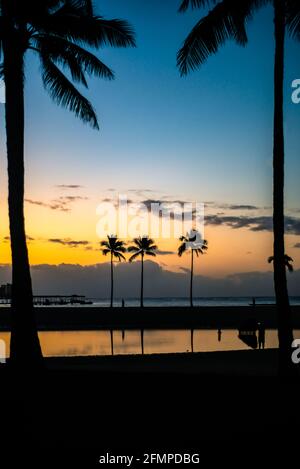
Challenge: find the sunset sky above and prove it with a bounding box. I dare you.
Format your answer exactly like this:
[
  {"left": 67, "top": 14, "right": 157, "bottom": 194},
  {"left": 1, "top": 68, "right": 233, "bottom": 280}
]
[{"left": 0, "top": 0, "right": 299, "bottom": 288}]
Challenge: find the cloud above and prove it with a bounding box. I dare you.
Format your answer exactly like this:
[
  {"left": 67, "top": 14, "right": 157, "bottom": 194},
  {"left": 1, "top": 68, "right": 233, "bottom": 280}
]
[
  {"left": 156, "top": 249, "right": 175, "bottom": 255},
  {"left": 226, "top": 204, "right": 259, "bottom": 210},
  {"left": 3, "top": 235, "right": 34, "bottom": 242},
  {"left": 205, "top": 214, "right": 300, "bottom": 235},
  {"left": 25, "top": 195, "right": 88, "bottom": 212},
  {"left": 141, "top": 199, "right": 188, "bottom": 208},
  {"left": 25, "top": 198, "right": 70, "bottom": 212},
  {"left": 55, "top": 185, "right": 84, "bottom": 189},
  {"left": 294, "top": 243, "right": 300, "bottom": 248},
  {"left": 58, "top": 196, "right": 89, "bottom": 202},
  {"left": 48, "top": 238, "right": 90, "bottom": 248},
  {"left": 1, "top": 261, "right": 299, "bottom": 297}
]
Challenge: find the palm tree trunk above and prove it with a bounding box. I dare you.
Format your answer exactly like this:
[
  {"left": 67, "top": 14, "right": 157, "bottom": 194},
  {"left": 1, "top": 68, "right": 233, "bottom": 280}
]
[
  {"left": 110, "top": 329, "right": 114, "bottom": 355},
  {"left": 190, "top": 250, "right": 194, "bottom": 308},
  {"left": 110, "top": 253, "right": 113, "bottom": 307},
  {"left": 141, "top": 329, "right": 144, "bottom": 355},
  {"left": 273, "top": 0, "right": 294, "bottom": 375},
  {"left": 141, "top": 253, "right": 144, "bottom": 308},
  {"left": 3, "top": 36, "right": 43, "bottom": 367}
]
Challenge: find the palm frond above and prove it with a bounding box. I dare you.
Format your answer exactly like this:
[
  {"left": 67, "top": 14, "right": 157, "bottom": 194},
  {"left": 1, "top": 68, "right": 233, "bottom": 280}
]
[
  {"left": 100, "top": 240, "right": 110, "bottom": 248},
  {"left": 34, "top": 14, "right": 135, "bottom": 49},
  {"left": 127, "top": 246, "right": 140, "bottom": 253},
  {"left": 54, "top": 0, "right": 94, "bottom": 17},
  {"left": 178, "top": 243, "right": 187, "bottom": 256},
  {"left": 287, "top": 0, "right": 300, "bottom": 41},
  {"left": 115, "top": 245, "right": 126, "bottom": 253},
  {"left": 34, "top": 34, "right": 115, "bottom": 80},
  {"left": 179, "top": 0, "right": 217, "bottom": 14},
  {"left": 268, "top": 254, "right": 294, "bottom": 272},
  {"left": 177, "top": 0, "right": 264, "bottom": 75},
  {"left": 114, "top": 252, "right": 126, "bottom": 262},
  {"left": 145, "top": 250, "right": 156, "bottom": 257},
  {"left": 101, "top": 248, "right": 110, "bottom": 256},
  {"left": 129, "top": 251, "right": 141, "bottom": 263},
  {"left": 41, "top": 56, "right": 99, "bottom": 128}
]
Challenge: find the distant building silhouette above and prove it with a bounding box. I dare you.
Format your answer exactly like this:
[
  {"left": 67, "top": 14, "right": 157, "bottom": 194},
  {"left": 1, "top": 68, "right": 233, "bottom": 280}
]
[{"left": 0, "top": 283, "right": 12, "bottom": 299}]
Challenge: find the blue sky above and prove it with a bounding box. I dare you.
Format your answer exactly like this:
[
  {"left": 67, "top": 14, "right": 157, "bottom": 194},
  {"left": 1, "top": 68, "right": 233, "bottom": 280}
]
[{"left": 0, "top": 0, "right": 298, "bottom": 207}]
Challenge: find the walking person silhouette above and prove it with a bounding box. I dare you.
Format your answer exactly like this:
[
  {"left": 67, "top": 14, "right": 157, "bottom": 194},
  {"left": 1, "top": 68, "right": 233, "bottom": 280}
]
[{"left": 257, "top": 322, "right": 265, "bottom": 349}]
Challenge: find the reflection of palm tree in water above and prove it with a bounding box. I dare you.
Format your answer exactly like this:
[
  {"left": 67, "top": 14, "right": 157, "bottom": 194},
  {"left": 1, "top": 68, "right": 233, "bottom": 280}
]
[
  {"left": 257, "top": 323, "right": 266, "bottom": 350},
  {"left": 217, "top": 329, "right": 222, "bottom": 342}
]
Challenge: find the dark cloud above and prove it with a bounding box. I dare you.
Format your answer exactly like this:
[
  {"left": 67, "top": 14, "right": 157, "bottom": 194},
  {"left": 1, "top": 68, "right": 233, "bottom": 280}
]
[
  {"left": 59, "top": 196, "right": 88, "bottom": 201},
  {"left": 205, "top": 214, "right": 300, "bottom": 235},
  {"left": 294, "top": 243, "right": 300, "bottom": 248},
  {"left": 156, "top": 250, "right": 175, "bottom": 256},
  {"left": 25, "top": 195, "right": 88, "bottom": 212},
  {"left": 48, "top": 238, "right": 90, "bottom": 248},
  {"left": 25, "top": 198, "right": 70, "bottom": 212},
  {"left": 3, "top": 235, "right": 34, "bottom": 241},
  {"left": 128, "top": 189, "right": 156, "bottom": 196},
  {"left": 227, "top": 205, "right": 259, "bottom": 210},
  {"left": 55, "top": 185, "right": 84, "bottom": 189},
  {"left": 141, "top": 199, "right": 188, "bottom": 209},
  {"left": 1, "top": 261, "right": 299, "bottom": 297}
]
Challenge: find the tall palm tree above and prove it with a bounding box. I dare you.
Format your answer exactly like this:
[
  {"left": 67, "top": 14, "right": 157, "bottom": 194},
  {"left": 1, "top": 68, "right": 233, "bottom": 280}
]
[
  {"left": 100, "top": 236, "right": 126, "bottom": 307},
  {"left": 0, "top": 0, "right": 135, "bottom": 367},
  {"left": 128, "top": 237, "right": 157, "bottom": 307},
  {"left": 177, "top": 0, "right": 300, "bottom": 374},
  {"left": 268, "top": 254, "right": 294, "bottom": 273},
  {"left": 178, "top": 231, "right": 208, "bottom": 307}
]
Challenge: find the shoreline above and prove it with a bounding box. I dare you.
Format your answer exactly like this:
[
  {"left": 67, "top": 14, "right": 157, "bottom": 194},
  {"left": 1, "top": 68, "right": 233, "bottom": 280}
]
[{"left": 0, "top": 305, "right": 300, "bottom": 331}]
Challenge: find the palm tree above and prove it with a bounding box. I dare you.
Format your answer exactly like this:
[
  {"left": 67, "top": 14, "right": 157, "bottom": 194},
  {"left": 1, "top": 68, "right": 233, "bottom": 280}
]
[
  {"left": 177, "top": 0, "right": 300, "bottom": 374},
  {"left": 128, "top": 237, "right": 157, "bottom": 307},
  {"left": 268, "top": 254, "right": 294, "bottom": 273},
  {"left": 100, "top": 236, "right": 126, "bottom": 307},
  {"left": 178, "top": 231, "right": 208, "bottom": 307},
  {"left": 0, "top": 0, "right": 135, "bottom": 367}
]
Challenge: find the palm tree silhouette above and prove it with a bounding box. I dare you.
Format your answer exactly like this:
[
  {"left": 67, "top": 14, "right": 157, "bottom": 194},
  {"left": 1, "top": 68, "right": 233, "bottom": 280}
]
[
  {"left": 101, "top": 236, "right": 126, "bottom": 307},
  {"left": 178, "top": 231, "right": 208, "bottom": 307},
  {"left": 177, "top": 0, "right": 299, "bottom": 374},
  {"left": 268, "top": 254, "right": 294, "bottom": 273},
  {"left": 128, "top": 237, "right": 157, "bottom": 307},
  {"left": 1, "top": 0, "right": 135, "bottom": 367}
]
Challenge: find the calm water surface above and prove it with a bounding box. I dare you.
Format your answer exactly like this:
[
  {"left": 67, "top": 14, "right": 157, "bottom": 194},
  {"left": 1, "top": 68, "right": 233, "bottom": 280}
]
[{"left": 1, "top": 329, "right": 300, "bottom": 357}]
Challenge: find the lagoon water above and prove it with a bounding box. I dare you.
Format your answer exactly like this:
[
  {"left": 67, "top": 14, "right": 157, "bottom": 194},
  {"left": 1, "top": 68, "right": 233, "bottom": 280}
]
[
  {"left": 1, "top": 329, "right": 300, "bottom": 358},
  {"left": 1, "top": 296, "right": 300, "bottom": 307}
]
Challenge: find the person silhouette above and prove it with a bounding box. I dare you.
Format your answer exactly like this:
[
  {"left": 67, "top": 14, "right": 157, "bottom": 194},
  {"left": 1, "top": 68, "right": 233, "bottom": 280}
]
[
  {"left": 257, "top": 322, "right": 265, "bottom": 349},
  {"left": 217, "top": 328, "right": 222, "bottom": 342}
]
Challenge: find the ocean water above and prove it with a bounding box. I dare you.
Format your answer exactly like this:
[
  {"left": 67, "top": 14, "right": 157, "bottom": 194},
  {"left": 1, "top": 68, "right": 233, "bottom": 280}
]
[
  {"left": 1, "top": 296, "right": 300, "bottom": 307},
  {"left": 82, "top": 296, "right": 300, "bottom": 308}
]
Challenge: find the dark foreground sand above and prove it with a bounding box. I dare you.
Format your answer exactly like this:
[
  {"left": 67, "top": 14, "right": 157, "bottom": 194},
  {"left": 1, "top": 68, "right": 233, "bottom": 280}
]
[
  {"left": 1, "top": 349, "right": 300, "bottom": 467},
  {"left": 45, "top": 348, "right": 283, "bottom": 376}
]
